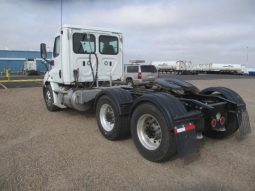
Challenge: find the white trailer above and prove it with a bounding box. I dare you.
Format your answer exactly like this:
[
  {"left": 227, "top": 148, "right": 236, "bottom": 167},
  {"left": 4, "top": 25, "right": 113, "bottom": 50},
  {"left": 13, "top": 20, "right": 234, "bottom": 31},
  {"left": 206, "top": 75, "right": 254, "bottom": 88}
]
[
  {"left": 23, "top": 58, "right": 38, "bottom": 75},
  {"left": 247, "top": 68, "right": 255, "bottom": 76},
  {"left": 151, "top": 60, "right": 197, "bottom": 74},
  {"left": 175, "top": 60, "right": 197, "bottom": 74},
  {"left": 209, "top": 63, "right": 243, "bottom": 74},
  {"left": 196, "top": 63, "right": 245, "bottom": 75},
  {"left": 151, "top": 61, "right": 176, "bottom": 73},
  {"left": 196, "top": 63, "right": 211, "bottom": 73}
]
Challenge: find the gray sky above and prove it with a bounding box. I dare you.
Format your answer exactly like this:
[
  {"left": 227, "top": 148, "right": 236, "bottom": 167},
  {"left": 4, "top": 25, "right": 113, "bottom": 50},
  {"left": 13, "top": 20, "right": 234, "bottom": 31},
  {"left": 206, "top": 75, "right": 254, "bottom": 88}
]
[{"left": 0, "top": 0, "right": 254, "bottom": 66}]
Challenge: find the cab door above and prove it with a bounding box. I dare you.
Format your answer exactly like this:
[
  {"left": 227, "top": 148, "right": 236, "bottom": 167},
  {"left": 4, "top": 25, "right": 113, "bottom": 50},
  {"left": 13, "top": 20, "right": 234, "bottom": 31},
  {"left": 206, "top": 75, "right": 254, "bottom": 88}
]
[
  {"left": 51, "top": 35, "right": 63, "bottom": 83},
  {"left": 70, "top": 31, "right": 97, "bottom": 83},
  {"left": 97, "top": 34, "right": 122, "bottom": 81}
]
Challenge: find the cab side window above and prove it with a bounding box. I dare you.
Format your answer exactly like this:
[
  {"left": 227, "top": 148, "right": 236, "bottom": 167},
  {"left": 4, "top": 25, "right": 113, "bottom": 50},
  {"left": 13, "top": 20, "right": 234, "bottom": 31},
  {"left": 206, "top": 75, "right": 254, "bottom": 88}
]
[
  {"left": 99, "top": 35, "right": 118, "bottom": 55},
  {"left": 53, "top": 36, "right": 60, "bottom": 58},
  {"left": 73, "top": 33, "right": 96, "bottom": 54}
]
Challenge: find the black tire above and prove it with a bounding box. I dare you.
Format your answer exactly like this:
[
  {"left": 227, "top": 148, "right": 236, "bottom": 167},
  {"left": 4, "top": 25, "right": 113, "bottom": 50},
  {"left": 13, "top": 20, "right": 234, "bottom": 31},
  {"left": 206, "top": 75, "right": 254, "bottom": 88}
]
[
  {"left": 201, "top": 87, "right": 242, "bottom": 139},
  {"left": 126, "top": 78, "right": 134, "bottom": 87},
  {"left": 131, "top": 103, "right": 176, "bottom": 162},
  {"left": 145, "top": 84, "right": 153, "bottom": 89},
  {"left": 43, "top": 85, "right": 59, "bottom": 112},
  {"left": 96, "top": 95, "right": 130, "bottom": 140}
]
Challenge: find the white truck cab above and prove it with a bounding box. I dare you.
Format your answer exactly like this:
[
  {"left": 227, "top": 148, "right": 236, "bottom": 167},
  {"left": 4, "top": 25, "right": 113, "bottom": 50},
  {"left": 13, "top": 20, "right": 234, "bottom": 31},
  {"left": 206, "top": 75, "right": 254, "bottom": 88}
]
[
  {"left": 41, "top": 26, "right": 124, "bottom": 110},
  {"left": 45, "top": 25, "right": 123, "bottom": 85}
]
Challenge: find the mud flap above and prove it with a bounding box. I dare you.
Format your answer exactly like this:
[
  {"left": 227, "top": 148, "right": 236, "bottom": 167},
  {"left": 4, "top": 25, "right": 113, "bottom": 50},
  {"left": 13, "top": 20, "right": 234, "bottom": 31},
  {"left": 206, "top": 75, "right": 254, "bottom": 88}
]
[
  {"left": 175, "top": 129, "right": 199, "bottom": 157},
  {"left": 237, "top": 110, "right": 251, "bottom": 137}
]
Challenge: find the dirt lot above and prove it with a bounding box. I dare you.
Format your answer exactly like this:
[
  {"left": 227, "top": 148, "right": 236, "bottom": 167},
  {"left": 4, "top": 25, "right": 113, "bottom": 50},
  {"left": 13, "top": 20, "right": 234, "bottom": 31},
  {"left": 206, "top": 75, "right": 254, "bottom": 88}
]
[{"left": 0, "top": 79, "right": 254, "bottom": 191}]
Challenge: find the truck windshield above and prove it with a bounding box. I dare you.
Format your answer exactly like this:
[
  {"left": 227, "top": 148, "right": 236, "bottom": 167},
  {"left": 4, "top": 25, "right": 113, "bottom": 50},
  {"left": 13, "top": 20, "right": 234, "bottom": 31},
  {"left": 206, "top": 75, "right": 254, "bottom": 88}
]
[{"left": 141, "top": 65, "right": 157, "bottom": 73}]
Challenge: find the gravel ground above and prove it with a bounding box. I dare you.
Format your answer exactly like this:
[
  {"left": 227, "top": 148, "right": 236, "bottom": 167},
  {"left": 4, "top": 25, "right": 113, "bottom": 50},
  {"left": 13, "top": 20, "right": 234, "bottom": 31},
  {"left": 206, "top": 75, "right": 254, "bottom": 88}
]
[
  {"left": 0, "top": 79, "right": 254, "bottom": 191},
  {"left": 0, "top": 74, "right": 254, "bottom": 89}
]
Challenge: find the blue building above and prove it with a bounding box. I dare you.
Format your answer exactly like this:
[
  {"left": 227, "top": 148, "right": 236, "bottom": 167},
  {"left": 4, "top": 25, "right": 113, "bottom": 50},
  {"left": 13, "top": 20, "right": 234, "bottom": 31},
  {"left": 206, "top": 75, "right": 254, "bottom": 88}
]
[{"left": 0, "top": 50, "right": 52, "bottom": 74}]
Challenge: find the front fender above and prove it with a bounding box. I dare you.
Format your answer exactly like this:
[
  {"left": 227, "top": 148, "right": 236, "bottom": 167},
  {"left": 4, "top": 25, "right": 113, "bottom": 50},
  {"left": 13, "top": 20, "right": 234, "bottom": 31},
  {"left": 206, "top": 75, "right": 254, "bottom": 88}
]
[{"left": 43, "top": 71, "right": 50, "bottom": 86}]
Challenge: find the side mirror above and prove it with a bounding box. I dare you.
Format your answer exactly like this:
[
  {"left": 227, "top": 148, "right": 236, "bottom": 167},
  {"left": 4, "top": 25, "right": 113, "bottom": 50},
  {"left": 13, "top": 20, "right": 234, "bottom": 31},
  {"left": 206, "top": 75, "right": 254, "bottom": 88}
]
[{"left": 40, "top": 43, "right": 47, "bottom": 60}]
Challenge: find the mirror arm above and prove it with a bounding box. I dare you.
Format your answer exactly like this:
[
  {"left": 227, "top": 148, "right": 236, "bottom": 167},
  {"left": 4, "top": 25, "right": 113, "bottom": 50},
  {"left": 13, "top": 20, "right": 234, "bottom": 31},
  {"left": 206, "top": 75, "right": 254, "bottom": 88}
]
[
  {"left": 46, "top": 59, "right": 54, "bottom": 66},
  {"left": 41, "top": 59, "right": 53, "bottom": 72}
]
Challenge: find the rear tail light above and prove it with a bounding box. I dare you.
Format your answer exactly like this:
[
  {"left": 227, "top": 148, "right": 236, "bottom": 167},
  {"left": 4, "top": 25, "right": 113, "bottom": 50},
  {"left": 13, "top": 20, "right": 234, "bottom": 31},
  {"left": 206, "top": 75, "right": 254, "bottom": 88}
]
[
  {"left": 211, "top": 118, "right": 217, "bottom": 128},
  {"left": 138, "top": 72, "right": 142, "bottom": 79},
  {"left": 220, "top": 116, "right": 225, "bottom": 126}
]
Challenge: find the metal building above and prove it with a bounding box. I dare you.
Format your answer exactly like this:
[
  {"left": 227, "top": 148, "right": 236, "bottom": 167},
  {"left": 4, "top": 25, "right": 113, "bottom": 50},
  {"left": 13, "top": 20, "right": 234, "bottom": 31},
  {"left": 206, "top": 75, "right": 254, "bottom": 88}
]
[{"left": 0, "top": 50, "right": 52, "bottom": 75}]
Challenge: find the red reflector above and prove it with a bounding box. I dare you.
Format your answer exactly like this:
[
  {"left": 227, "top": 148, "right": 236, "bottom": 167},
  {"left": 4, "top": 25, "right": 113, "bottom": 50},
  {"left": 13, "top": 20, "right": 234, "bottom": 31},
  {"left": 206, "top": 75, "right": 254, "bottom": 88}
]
[
  {"left": 185, "top": 123, "right": 196, "bottom": 131},
  {"left": 211, "top": 118, "right": 217, "bottom": 128},
  {"left": 138, "top": 72, "right": 142, "bottom": 79},
  {"left": 220, "top": 116, "right": 225, "bottom": 125},
  {"left": 174, "top": 123, "right": 196, "bottom": 134}
]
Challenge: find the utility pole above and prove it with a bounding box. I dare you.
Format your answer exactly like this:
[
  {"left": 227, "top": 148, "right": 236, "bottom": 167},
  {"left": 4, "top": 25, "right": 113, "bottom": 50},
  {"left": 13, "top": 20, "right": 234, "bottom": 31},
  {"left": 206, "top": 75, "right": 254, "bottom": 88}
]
[{"left": 246, "top": 46, "right": 249, "bottom": 64}]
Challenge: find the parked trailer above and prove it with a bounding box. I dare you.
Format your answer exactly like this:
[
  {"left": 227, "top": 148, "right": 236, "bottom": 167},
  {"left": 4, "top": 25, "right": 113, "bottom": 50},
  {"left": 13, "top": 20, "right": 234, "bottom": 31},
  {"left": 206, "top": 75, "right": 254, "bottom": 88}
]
[
  {"left": 176, "top": 60, "right": 197, "bottom": 75},
  {"left": 151, "top": 60, "right": 197, "bottom": 74},
  {"left": 196, "top": 63, "right": 211, "bottom": 73},
  {"left": 151, "top": 61, "right": 176, "bottom": 73},
  {"left": 209, "top": 63, "right": 244, "bottom": 74},
  {"left": 40, "top": 26, "right": 251, "bottom": 162},
  {"left": 196, "top": 63, "right": 245, "bottom": 75},
  {"left": 23, "top": 58, "right": 38, "bottom": 75},
  {"left": 247, "top": 68, "right": 255, "bottom": 76},
  {"left": 249, "top": 71, "right": 255, "bottom": 76}
]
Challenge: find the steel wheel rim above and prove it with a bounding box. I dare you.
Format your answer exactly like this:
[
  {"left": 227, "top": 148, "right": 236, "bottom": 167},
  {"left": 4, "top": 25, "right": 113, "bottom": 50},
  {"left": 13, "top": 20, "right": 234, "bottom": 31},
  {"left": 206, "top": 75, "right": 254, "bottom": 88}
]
[
  {"left": 46, "top": 90, "right": 52, "bottom": 106},
  {"left": 137, "top": 114, "right": 162, "bottom": 150},
  {"left": 127, "top": 81, "right": 133, "bottom": 87},
  {"left": 100, "top": 103, "right": 115, "bottom": 132}
]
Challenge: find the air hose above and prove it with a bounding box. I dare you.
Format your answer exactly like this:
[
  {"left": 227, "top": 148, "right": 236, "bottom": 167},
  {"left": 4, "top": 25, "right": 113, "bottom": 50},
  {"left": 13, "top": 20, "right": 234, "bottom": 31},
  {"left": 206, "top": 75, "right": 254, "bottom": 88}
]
[{"left": 89, "top": 52, "right": 99, "bottom": 88}]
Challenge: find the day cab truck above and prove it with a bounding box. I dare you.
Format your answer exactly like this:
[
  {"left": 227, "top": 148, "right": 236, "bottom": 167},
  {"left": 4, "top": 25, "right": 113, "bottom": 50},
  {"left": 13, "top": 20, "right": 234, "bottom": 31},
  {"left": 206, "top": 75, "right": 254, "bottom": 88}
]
[{"left": 40, "top": 25, "right": 251, "bottom": 162}]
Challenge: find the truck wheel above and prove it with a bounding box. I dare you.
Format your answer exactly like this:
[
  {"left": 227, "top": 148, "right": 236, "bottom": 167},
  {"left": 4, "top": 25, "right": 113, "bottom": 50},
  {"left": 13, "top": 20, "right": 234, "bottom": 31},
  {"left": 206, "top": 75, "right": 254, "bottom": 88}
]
[
  {"left": 126, "top": 78, "right": 134, "bottom": 87},
  {"left": 96, "top": 95, "right": 129, "bottom": 140},
  {"left": 145, "top": 84, "right": 153, "bottom": 89},
  {"left": 43, "top": 85, "right": 59, "bottom": 112},
  {"left": 131, "top": 103, "right": 176, "bottom": 162},
  {"left": 201, "top": 87, "right": 242, "bottom": 139}
]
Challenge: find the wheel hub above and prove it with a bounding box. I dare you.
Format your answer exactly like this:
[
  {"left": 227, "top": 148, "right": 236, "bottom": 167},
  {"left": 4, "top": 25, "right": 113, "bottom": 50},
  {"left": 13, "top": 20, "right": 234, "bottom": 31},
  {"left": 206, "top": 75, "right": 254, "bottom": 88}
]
[
  {"left": 46, "top": 90, "right": 52, "bottom": 106},
  {"left": 100, "top": 104, "right": 115, "bottom": 132},
  {"left": 137, "top": 114, "right": 162, "bottom": 150}
]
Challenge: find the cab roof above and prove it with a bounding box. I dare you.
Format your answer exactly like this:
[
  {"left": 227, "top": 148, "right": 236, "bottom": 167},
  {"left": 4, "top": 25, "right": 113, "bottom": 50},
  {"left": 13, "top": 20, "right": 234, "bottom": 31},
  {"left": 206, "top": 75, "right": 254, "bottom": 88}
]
[{"left": 62, "top": 24, "right": 122, "bottom": 34}]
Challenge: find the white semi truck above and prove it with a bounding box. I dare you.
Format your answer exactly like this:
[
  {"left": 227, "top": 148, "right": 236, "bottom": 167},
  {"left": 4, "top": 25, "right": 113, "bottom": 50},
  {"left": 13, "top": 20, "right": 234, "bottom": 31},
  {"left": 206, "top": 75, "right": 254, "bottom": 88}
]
[{"left": 41, "top": 26, "right": 251, "bottom": 162}]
